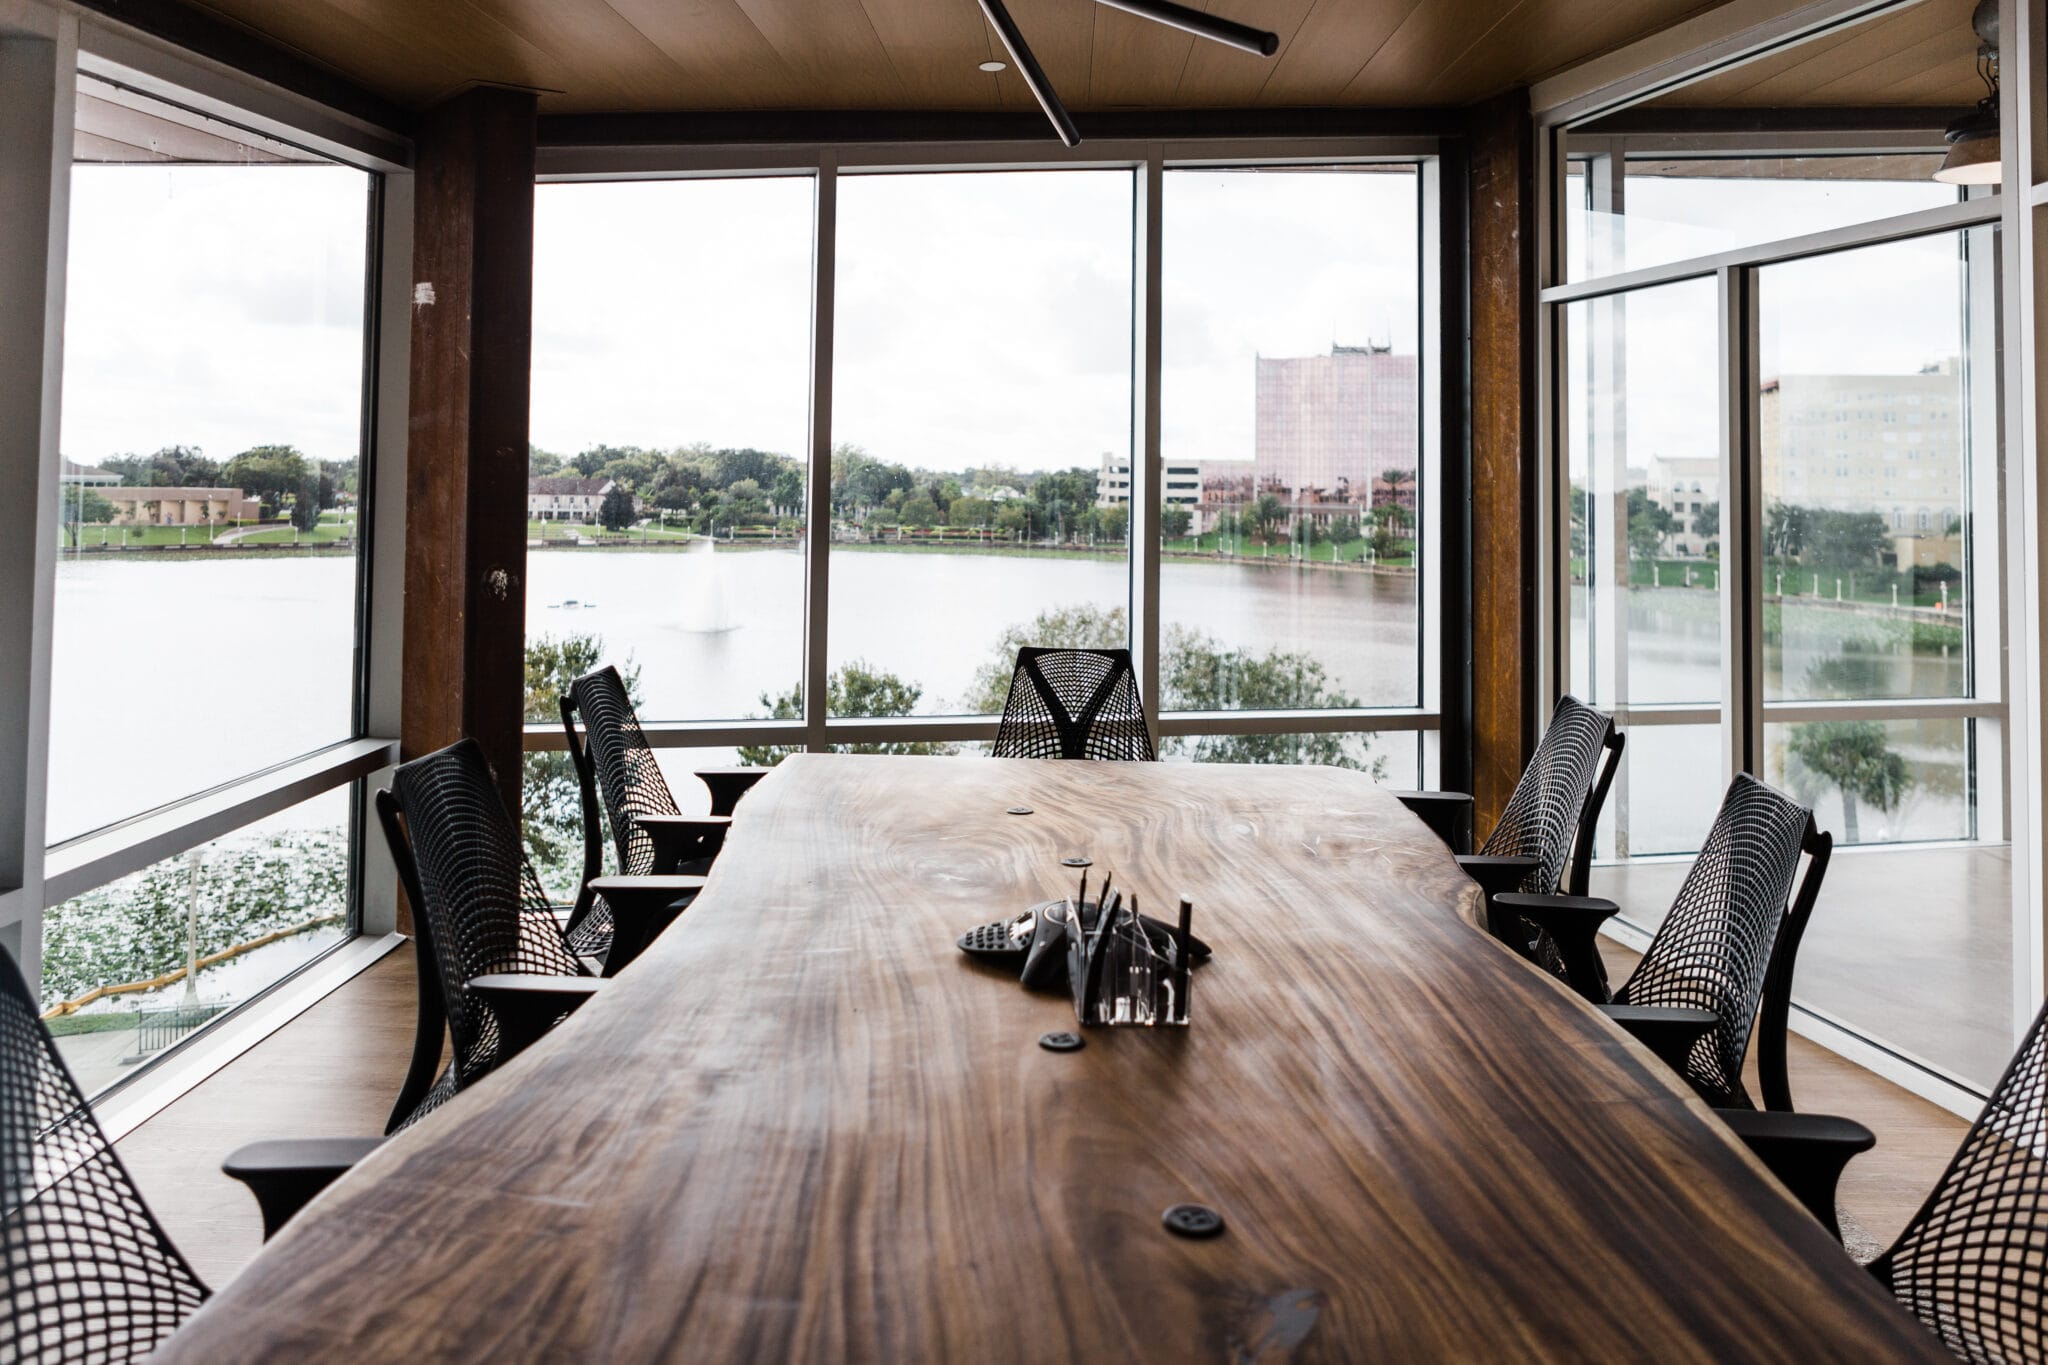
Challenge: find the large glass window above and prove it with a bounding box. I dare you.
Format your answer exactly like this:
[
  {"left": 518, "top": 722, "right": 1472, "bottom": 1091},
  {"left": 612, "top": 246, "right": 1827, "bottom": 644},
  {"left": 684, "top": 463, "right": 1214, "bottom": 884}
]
[
  {"left": 1557, "top": 129, "right": 2010, "bottom": 1089},
  {"left": 828, "top": 169, "right": 1135, "bottom": 720},
  {"left": 529, "top": 177, "right": 814, "bottom": 725},
  {"left": 53, "top": 80, "right": 371, "bottom": 844},
  {"left": 1160, "top": 167, "right": 1421, "bottom": 711},
  {"left": 38, "top": 790, "right": 352, "bottom": 1099},
  {"left": 523, "top": 160, "right": 1441, "bottom": 839},
  {"left": 1566, "top": 276, "right": 1722, "bottom": 856},
  {"left": 1567, "top": 153, "right": 1954, "bottom": 280}
]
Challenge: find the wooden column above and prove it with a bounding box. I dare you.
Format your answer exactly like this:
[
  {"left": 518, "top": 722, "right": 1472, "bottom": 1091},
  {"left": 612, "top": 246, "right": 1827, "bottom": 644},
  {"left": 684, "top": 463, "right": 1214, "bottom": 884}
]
[
  {"left": 1465, "top": 88, "right": 1538, "bottom": 839},
  {"left": 401, "top": 87, "right": 536, "bottom": 821}
]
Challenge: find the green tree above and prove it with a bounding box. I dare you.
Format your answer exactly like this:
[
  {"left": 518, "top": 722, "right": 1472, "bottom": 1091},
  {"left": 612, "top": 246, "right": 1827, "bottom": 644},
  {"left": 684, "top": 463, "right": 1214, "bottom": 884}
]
[
  {"left": 60, "top": 486, "right": 117, "bottom": 545},
  {"left": 1784, "top": 720, "right": 1911, "bottom": 845},
  {"left": 105, "top": 445, "right": 219, "bottom": 487},
  {"left": 522, "top": 635, "right": 642, "bottom": 890},
  {"left": 1095, "top": 504, "right": 1129, "bottom": 542},
  {"left": 223, "top": 445, "right": 309, "bottom": 509},
  {"left": 739, "top": 663, "right": 956, "bottom": 766},
  {"left": 598, "top": 483, "right": 636, "bottom": 532},
  {"left": 1327, "top": 514, "right": 1362, "bottom": 546},
  {"left": 289, "top": 474, "right": 322, "bottom": 532},
  {"left": 961, "top": 604, "right": 1382, "bottom": 776},
  {"left": 529, "top": 444, "right": 565, "bottom": 477},
  {"left": 949, "top": 496, "right": 995, "bottom": 529},
  {"left": 1805, "top": 508, "right": 1890, "bottom": 572},
  {"left": 1692, "top": 501, "right": 1719, "bottom": 543},
  {"left": 1625, "top": 487, "right": 1675, "bottom": 562},
  {"left": 994, "top": 503, "right": 1031, "bottom": 537},
  {"left": 1763, "top": 501, "right": 1809, "bottom": 559},
  {"left": 900, "top": 495, "right": 940, "bottom": 528},
  {"left": 770, "top": 467, "right": 804, "bottom": 514},
  {"left": 1249, "top": 492, "right": 1286, "bottom": 544},
  {"left": 1161, "top": 505, "right": 1193, "bottom": 540}
]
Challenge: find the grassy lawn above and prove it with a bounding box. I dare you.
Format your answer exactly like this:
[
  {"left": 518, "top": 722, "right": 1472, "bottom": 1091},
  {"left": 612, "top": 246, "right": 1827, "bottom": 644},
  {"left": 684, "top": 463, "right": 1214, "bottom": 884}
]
[
  {"left": 237, "top": 519, "right": 356, "bottom": 545},
  {"left": 1165, "top": 532, "right": 1414, "bottom": 566},
  {"left": 1570, "top": 554, "right": 1960, "bottom": 609},
  {"left": 64, "top": 523, "right": 237, "bottom": 547}
]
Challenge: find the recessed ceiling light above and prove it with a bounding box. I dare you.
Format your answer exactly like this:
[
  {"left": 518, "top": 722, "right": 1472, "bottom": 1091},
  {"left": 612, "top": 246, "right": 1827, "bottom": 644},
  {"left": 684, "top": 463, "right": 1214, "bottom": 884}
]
[{"left": 979, "top": 60, "right": 1007, "bottom": 72}]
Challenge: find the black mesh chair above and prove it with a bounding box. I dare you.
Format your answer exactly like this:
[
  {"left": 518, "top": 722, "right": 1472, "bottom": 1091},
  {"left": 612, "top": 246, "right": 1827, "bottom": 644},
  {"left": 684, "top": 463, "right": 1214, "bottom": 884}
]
[
  {"left": 1754, "top": 995, "right": 2048, "bottom": 1351},
  {"left": 377, "top": 739, "right": 616, "bottom": 1133},
  {"left": 990, "top": 647, "right": 1156, "bottom": 761},
  {"left": 1499, "top": 773, "right": 1830, "bottom": 1109},
  {"left": 560, "top": 666, "right": 736, "bottom": 959},
  {"left": 1397, "top": 695, "right": 1623, "bottom": 965},
  {"left": 1496, "top": 773, "right": 1866, "bottom": 1240},
  {"left": 0, "top": 946, "right": 207, "bottom": 1363},
  {"left": 1866, "top": 999, "right": 2048, "bottom": 1360}
]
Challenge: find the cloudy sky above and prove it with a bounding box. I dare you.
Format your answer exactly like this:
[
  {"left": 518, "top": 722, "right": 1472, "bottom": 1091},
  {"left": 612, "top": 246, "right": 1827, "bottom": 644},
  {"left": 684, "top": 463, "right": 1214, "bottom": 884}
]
[{"left": 59, "top": 158, "right": 1977, "bottom": 488}]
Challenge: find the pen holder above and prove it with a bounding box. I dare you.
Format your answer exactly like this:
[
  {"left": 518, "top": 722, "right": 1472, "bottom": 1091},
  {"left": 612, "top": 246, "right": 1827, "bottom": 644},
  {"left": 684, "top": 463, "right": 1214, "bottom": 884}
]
[{"left": 1066, "top": 900, "right": 1191, "bottom": 1028}]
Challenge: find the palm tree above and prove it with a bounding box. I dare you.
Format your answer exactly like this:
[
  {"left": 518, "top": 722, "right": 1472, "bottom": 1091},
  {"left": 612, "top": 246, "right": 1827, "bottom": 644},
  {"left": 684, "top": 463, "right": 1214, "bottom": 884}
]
[
  {"left": 1785, "top": 720, "right": 1911, "bottom": 844},
  {"left": 1250, "top": 492, "right": 1285, "bottom": 544}
]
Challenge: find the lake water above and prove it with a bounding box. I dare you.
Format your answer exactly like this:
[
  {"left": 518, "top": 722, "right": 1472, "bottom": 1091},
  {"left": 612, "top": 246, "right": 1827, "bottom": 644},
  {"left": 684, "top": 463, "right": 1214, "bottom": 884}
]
[{"left": 47, "top": 546, "right": 1981, "bottom": 853}]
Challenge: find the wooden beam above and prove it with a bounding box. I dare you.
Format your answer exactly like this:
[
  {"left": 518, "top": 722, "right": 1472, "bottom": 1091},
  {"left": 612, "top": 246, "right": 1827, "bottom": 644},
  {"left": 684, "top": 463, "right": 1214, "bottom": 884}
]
[
  {"left": 401, "top": 87, "right": 536, "bottom": 824},
  {"left": 1466, "top": 87, "right": 1537, "bottom": 840}
]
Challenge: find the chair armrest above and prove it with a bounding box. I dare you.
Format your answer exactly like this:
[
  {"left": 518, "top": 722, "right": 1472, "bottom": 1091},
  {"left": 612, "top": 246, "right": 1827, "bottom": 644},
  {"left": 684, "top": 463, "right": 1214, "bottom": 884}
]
[
  {"left": 221, "top": 1136, "right": 384, "bottom": 1240},
  {"left": 1455, "top": 853, "right": 1542, "bottom": 896},
  {"left": 1599, "top": 1003, "right": 1718, "bottom": 1073},
  {"left": 695, "top": 766, "right": 769, "bottom": 817},
  {"left": 586, "top": 875, "right": 706, "bottom": 975},
  {"left": 465, "top": 974, "right": 605, "bottom": 1060},
  {"left": 1388, "top": 790, "right": 1473, "bottom": 853},
  {"left": 1491, "top": 892, "right": 1620, "bottom": 926},
  {"left": 1455, "top": 855, "right": 1545, "bottom": 958},
  {"left": 1717, "top": 1109, "right": 1876, "bottom": 1244},
  {"left": 636, "top": 813, "right": 732, "bottom": 874},
  {"left": 1490, "top": 892, "right": 1620, "bottom": 1001}
]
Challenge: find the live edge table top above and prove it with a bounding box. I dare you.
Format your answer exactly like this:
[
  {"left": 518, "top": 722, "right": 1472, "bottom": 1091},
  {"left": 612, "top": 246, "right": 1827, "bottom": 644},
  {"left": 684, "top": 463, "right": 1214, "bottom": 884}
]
[{"left": 154, "top": 754, "right": 1945, "bottom": 1363}]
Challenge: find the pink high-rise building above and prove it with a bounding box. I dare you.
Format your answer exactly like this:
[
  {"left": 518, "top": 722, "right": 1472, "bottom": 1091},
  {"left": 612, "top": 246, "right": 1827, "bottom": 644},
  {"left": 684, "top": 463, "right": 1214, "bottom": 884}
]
[{"left": 1254, "top": 344, "right": 1418, "bottom": 513}]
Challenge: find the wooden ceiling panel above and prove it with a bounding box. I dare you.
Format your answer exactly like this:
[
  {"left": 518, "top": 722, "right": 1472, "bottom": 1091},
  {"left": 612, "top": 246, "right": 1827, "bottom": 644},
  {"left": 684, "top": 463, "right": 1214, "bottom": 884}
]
[
  {"left": 727, "top": 0, "right": 908, "bottom": 108},
  {"left": 984, "top": 0, "right": 1096, "bottom": 116},
  {"left": 1253, "top": 0, "right": 1422, "bottom": 106},
  {"left": 1085, "top": 3, "right": 1196, "bottom": 108},
  {"left": 189, "top": 0, "right": 563, "bottom": 105},
  {"left": 1168, "top": 0, "right": 1319, "bottom": 108},
  {"left": 859, "top": 0, "right": 1014, "bottom": 108},
  {"left": 595, "top": 0, "right": 805, "bottom": 108},
  {"left": 1654, "top": 0, "right": 1982, "bottom": 107},
  {"left": 1409, "top": 0, "right": 1715, "bottom": 106},
  {"left": 168, "top": 0, "right": 1995, "bottom": 118}
]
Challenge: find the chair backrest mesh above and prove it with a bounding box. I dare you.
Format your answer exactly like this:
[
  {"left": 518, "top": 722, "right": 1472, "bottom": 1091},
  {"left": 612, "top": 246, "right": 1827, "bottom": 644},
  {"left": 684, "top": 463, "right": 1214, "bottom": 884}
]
[
  {"left": 1873, "top": 998, "right": 2048, "bottom": 1363},
  {"left": 388, "top": 740, "right": 585, "bottom": 1092},
  {"left": 567, "top": 666, "right": 680, "bottom": 877},
  {"left": 1478, "top": 695, "right": 1613, "bottom": 894},
  {"left": 0, "top": 949, "right": 206, "bottom": 1364},
  {"left": 1612, "top": 773, "right": 1812, "bottom": 1107},
  {"left": 990, "top": 647, "right": 1156, "bottom": 761}
]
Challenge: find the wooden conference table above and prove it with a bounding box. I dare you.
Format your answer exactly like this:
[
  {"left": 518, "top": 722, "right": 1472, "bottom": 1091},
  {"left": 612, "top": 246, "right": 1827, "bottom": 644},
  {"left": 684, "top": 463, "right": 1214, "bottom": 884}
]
[{"left": 157, "top": 754, "right": 1944, "bottom": 1362}]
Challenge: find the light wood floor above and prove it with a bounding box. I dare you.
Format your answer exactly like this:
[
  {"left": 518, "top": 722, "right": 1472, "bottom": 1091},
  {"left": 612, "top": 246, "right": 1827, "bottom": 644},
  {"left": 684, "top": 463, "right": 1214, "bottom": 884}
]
[
  {"left": 113, "top": 941, "right": 1970, "bottom": 1288},
  {"left": 115, "top": 950, "right": 421, "bottom": 1289}
]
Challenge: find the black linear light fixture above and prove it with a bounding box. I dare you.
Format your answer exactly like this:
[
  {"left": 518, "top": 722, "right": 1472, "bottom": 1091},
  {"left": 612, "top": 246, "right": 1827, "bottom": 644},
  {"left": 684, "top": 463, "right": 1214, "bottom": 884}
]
[
  {"left": 1095, "top": 0, "right": 1280, "bottom": 56},
  {"left": 976, "top": 0, "right": 1279, "bottom": 147}
]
